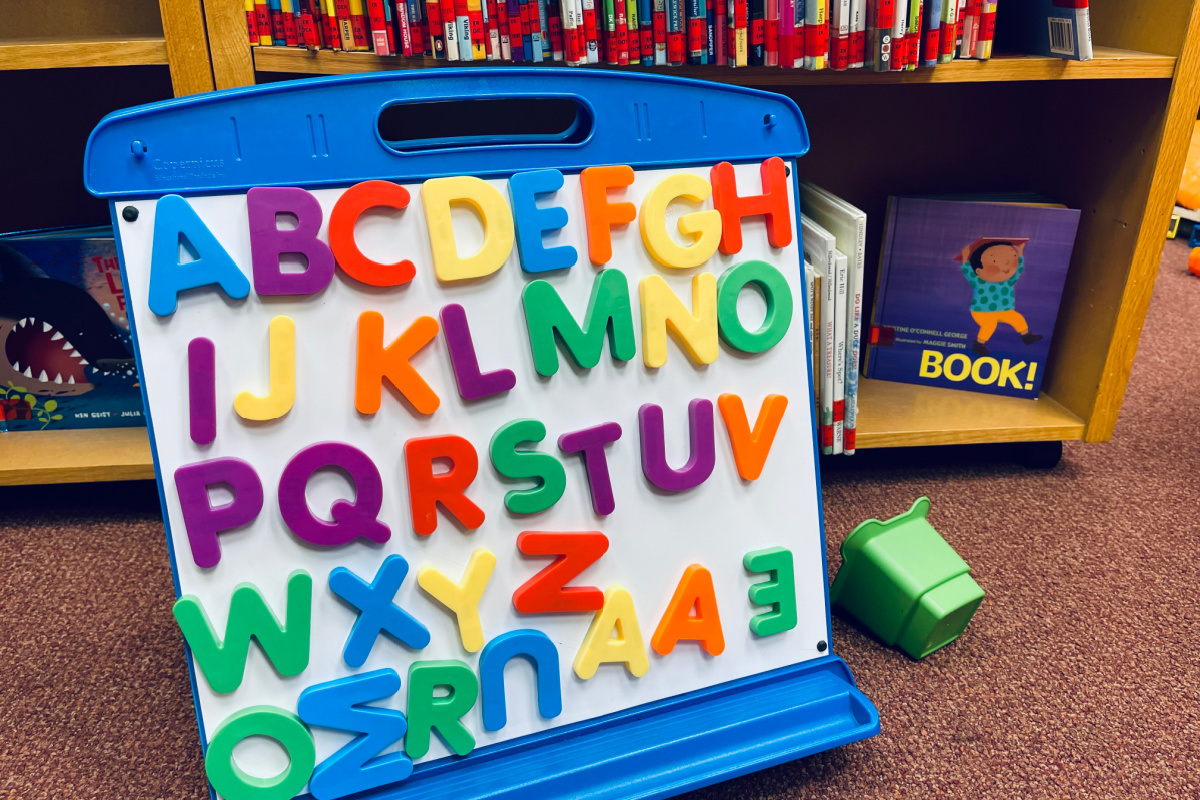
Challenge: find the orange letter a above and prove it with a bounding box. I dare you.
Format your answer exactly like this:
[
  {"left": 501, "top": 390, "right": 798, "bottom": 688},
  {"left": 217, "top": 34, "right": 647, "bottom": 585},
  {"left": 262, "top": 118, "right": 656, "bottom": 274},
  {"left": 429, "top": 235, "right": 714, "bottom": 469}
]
[{"left": 651, "top": 565, "right": 725, "bottom": 656}]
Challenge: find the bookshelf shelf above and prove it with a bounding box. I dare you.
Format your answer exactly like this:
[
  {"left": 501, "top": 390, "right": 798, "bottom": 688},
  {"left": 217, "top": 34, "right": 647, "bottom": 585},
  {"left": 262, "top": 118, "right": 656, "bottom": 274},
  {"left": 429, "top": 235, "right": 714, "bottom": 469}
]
[
  {"left": 0, "top": 37, "right": 170, "bottom": 70},
  {"left": 0, "top": 380, "right": 1084, "bottom": 485},
  {"left": 250, "top": 45, "right": 1177, "bottom": 84},
  {"left": 0, "top": 428, "right": 154, "bottom": 486}
]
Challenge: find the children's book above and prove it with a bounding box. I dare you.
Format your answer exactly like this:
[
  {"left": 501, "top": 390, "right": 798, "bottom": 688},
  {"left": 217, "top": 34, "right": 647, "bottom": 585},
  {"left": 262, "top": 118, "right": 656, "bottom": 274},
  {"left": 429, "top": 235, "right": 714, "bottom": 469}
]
[
  {"left": 864, "top": 196, "right": 1081, "bottom": 399},
  {"left": 799, "top": 181, "right": 866, "bottom": 454},
  {"left": 0, "top": 229, "right": 145, "bottom": 432},
  {"left": 801, "top": 214, "right": 836, "bottom": 453},
  {"left": 832, "top": 248, "right": 847, "bottom": 454},
  {"left": 1003, "top": 0, "right": 1091, "bottom": 61}
]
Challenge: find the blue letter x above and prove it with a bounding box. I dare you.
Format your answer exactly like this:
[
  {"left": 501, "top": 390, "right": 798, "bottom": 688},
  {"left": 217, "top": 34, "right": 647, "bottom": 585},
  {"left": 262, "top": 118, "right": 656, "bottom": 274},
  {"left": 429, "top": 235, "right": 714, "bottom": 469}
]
[{"left": 330, "top": 554, "right": 431, "bottom": 667}]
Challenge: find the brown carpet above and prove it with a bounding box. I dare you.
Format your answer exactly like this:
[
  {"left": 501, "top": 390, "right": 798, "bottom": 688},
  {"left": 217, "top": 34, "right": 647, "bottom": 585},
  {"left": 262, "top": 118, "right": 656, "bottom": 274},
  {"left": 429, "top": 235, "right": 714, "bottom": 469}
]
[{"left": 2, "top": 242, "right": 1198, "bottom": 800}]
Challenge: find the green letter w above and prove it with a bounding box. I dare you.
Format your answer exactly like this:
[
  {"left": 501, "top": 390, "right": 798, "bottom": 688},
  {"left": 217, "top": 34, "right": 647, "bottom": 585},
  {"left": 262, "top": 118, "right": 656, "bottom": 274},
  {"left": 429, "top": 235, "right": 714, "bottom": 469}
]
[
  {"left": 523, "top": 268, "right": 636, "bottom": 377},
  {"left": 173, "top": 569, "right": 312, "bottom": 694}
]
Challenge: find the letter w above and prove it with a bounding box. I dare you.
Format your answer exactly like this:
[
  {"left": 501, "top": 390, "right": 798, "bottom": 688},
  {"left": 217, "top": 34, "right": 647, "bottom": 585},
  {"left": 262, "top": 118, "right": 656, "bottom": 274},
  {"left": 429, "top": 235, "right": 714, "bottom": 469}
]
[{"left": 172, "top": 569, "right": 312, "bottom": 694}]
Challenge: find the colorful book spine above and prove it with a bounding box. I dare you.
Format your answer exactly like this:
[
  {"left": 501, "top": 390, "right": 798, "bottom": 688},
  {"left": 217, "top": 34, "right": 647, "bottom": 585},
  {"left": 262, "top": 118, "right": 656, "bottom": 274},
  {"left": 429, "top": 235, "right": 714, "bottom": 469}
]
[
  {"left": 321, "top": 0, "right": 339, "bottom": 48},
  {"left": 368, "top": 0, "right": 393, "bottom": 53},
  {"left": 793, "top": 0, "right": 803, "bottom": 66},
  {"left": 748, "top": 0, "right": 763, "bottom": 64},
  {"left": 653, "top": 0, "right": 667, "bottom": 63},
  {"left": 830, "top": 0, "right": 848, "bottom": 69},
  {"left": 547, "top": 0, "right": 563, "bottom": 58},
  {"left": 889, "top": 0, "right": 906, "bottom": 69},
  {"left": 469, "top": 0, "right": 487, "bottom": 57},
  {"left": 639, "top": 0, "right": 654, "bottom": 63},
  {"left": 538, "top": 0, "right": 551, "bottom": 57},
  {"left": 906, "top": 0, "right": 921, "bottom": 69},
  {"left": 714, "top": 0, "right": 727, "bottom": 64},
  {"left": 443, "top": 0, "right": 460, "bottom": 58},
  {"left": 529, "top": 0, "right": 545, "bottom": 60},
  {"left": 700, "top": 0, "right": 710, "bottom": 63},
  {"left": 974, "top": 0, "right": 994, "bottom": 59},
  {"left": 958, "top": 0, "right": 977, "bottom": 58},
  {"left": 688, "top": 0, "right": 704, "bottom": 64},
  {"left": 667, "top": 0, "right": 684, "bottom": 64},
  {"left": 281, "top": 0, "right": 300, "bottom": 45},
  {"left": 427, "top": 0, "right": 445, "bottom": 55},
  {"left": 921, "top": 0, "right": 939, "bottom": 65},
  {"left": 937, "top": 0, "right": 955, "bottom": 63},
  {"left": 803, "top": 0, "right": 825, "bottom": 69},
  {"left": 507, "top": 0, "right": 523, "bottom": 58},
  {"left": 868, "top": 0, "right": 893, "bottom": 69},
  {"left": 348, "top": 0, "right": 370, "bottom": 47},
  {"left": 246, "top": 0, "right": 260, "bottom": 43},
  {"left": 255, "top": 1, "right": 274, "bottom": 44},
  {"left": 488, "top": 0, "right": 504, "bottom": 57},
  {"left": 849, "top": 0, "right": 864, "bottom": 66},
  {"left": 562, "top": 0, "right": 578, "bottom": 62},
  {"left": 268, "top": 0, "right": 286, "bottom": 41},
  {"left": 454, "top": 0, "right": 472, "bottom": 57}
]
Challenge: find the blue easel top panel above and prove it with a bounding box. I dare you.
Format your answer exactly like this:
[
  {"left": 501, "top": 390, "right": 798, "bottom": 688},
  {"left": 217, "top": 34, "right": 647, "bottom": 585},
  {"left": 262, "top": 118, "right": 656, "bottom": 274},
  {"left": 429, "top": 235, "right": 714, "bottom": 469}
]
[{"left": 84, "top": 68, "right": 808, "bottom": 197}]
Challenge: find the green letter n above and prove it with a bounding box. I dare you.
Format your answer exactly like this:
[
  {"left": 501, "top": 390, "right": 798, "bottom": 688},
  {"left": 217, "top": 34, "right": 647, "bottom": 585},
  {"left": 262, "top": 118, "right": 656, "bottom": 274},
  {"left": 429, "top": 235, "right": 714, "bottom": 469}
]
[
  {"left": 173, "top": 569, "right": 312, "bottom": 694},
  {"left": 522, "top": 268, "right": 636, "bottom": 377}
]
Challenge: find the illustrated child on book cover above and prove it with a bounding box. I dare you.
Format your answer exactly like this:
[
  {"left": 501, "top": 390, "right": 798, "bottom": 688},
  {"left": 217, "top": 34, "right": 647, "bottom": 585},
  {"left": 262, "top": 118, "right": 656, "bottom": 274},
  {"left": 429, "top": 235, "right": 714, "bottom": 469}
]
[{"left": 957, "top": 237, "right": 1043, "bottom": 357}]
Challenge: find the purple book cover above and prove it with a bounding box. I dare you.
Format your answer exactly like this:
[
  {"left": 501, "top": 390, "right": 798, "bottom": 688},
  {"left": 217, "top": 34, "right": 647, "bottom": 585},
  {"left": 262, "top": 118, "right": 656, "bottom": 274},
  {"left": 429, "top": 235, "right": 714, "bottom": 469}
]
[{"left": 864, "top": 197, "right": 1081, "bottom": 399}]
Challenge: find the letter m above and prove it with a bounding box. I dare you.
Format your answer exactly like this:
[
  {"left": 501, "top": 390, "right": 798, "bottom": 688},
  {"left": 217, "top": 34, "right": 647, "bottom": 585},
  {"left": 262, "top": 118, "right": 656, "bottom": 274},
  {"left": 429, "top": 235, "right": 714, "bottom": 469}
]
[
  {"left": 173, "top": 569, "right": 312, "bottom": 694},
  {"left": 522, "top": 269, "right": 636, "bottom": 377}
]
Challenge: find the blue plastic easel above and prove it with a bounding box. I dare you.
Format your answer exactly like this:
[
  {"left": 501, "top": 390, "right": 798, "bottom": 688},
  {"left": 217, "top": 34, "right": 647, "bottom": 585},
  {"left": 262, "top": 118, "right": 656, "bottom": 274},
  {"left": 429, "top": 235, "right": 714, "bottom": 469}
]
[{"left": 84, "top": 68, "right": 878, "bottom": 800}]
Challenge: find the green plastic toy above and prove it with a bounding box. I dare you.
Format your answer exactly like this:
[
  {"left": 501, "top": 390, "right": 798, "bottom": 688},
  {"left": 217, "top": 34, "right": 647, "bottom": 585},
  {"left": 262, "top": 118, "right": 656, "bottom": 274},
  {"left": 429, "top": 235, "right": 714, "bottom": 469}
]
[{"left": 830, "top": 497, "right": 984, "bottom": 659}]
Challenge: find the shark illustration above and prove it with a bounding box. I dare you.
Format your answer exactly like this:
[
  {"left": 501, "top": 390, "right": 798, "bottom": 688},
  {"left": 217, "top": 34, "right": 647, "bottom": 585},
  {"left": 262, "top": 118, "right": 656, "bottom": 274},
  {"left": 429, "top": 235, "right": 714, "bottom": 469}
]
[{"left": 0, "top": 243, "right": 137, "bottom": 397}]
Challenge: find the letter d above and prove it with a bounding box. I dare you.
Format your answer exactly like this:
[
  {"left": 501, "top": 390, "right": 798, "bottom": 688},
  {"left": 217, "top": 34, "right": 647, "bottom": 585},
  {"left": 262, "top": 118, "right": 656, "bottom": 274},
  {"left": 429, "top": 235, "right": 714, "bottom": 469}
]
[{"left": 422, "top": 176, "right": 514, "bottom": 282}]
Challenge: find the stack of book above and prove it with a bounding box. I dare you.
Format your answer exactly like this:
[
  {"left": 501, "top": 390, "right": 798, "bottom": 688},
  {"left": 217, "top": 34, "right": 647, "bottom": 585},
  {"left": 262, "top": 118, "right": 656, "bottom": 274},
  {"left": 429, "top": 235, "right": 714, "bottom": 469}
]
[
  {"left": 800, "top": 182, "right": 866, "bottom": 456},
  {"left": 245, "top": 0, "right": 1093, "bottom": 67}
]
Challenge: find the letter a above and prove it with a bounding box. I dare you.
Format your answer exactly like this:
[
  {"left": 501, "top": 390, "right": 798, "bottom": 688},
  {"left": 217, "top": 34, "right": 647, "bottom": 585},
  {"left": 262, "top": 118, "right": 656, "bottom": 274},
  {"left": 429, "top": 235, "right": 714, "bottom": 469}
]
[
  {"left": 149, "top": 194, "right": 249, "bottom": 316},
  {"left": 573, "top": 586, "right": 649, "bottom": 679},
  {"left": 651, "top": 565, "right": 725, "bottom": 656}
]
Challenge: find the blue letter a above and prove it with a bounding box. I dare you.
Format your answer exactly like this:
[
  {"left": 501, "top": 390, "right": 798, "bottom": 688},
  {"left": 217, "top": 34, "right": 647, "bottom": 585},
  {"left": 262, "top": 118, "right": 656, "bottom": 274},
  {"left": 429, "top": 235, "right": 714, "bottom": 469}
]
[{"left": 149, "top": 194, "right": 250, "bottom": 316}]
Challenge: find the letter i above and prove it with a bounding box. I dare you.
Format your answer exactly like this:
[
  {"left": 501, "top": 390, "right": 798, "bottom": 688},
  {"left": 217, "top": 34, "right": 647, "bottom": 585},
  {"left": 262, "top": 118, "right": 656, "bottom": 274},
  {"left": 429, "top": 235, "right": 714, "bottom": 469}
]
[{"left": 189, "top": 337, "right": 216, "bottom": 445}]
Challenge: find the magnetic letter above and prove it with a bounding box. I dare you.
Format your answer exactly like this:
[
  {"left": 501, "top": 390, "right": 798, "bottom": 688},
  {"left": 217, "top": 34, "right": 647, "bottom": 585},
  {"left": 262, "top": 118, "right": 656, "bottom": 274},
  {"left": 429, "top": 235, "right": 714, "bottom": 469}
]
[
  {"left": 580, "top": 165, "right": 636, "bottom": 265},
  {"left": 638, "top": 273, "right": 718, "bottom": 368},
  {"left": 278, "top": 441, "right": 390, "bottom": 547},
  {"left": 479, "top": 630, "right": 562, "bottom": 731},
  {"left": 573, "top": 586, "right": 648, "bottom": 679},
  {"left": 651, "top": 564, "right": 725, "bottom": 656},
  {"left": 406, "top": 660, "right": 479, "bottom": 758},
  {"left": 639, "top": 173, "right": 722, "bottom": 269},
  {"left": 522, "top": 269, "right": 636, "bottom": 377},
  {"left": 717, "top": 393, "right": 788, "bottom": 481},
  {"left": 421, "top": 176, "right": 514, "bottom": 282},
  {"left": 188, "top": 337, "right": 216, "bottom": 445},
  {"left": 744, "top": 546, "right": 797, "bottom": 636},
  {"left": 247, "top": 186, "right": 336, "bottom": 295},
  {"left": 329, "top": 180, "right": 416, "bottom": 286},
  {"left": 149, "top": 194, "right": 249, "bottom": 316},
  {"left": 417, "top": 548, "right": 497, "bottom": 653},
  {"left": 355, "top": 312, "right": 440, "bottom": 415},
  {"left": 174, "top": 456, "right": 264, "bottom": 568},
  {"left": 557, "top": 422, "right": 622, "bottom": 515},
  {"left": 173, "top": 570, "right": 311, "bottom": 693},
  {"left": 330, "top": 555, "right": 431, "bottom": 667},
  {"left": 489, "top": 419, "right": 567, "bottom": 515},
  {"left": 508, "top": 169, "right": 578, "bottom": 273},
  {"left": 297, "top": 669, "right": 412, "bottom": 800},
  {"left": 233, "top": 315, "right": 296, "bottom": 421},
  {"left": 638, "top": 400, "right": 716, "bottom": 492},
  {"left": 205, "top": 706, "right": 315, "bottom": 800},
  {"left": 404, "top": 435, "right": 486, "bottom": 535},
  {"left": 440, "top": 304, "right": 516, "bottom": 401},
  {"left": 716, "top": 260, "right": 794, "bottom": 353},
  {"left": 709, "top": 158, "right": 792, "bottom": 255},
  {"left": 513, "top": 531, "right": 608, "bottom": 614}
]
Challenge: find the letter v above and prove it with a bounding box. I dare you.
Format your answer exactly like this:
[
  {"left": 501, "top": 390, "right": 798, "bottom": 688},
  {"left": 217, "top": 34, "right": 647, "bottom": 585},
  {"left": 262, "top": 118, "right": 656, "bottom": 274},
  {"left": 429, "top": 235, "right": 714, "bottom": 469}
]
[
  {"left": 718, "top": 393, "right": 788, "bottom": 481},
  {"left": 172, "top": 569, "right": 312, "bottom": 694},
  {"left": 513, "top": 532, "right": 609, "bottom": 614}
]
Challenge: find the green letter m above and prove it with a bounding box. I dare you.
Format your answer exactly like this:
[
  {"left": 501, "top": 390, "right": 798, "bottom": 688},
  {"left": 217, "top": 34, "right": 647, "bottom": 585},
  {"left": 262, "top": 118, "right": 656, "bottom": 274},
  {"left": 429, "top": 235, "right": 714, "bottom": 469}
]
[
  {"left": 173, "top": 569, "right": 312, "bottom": 694},
  {"left": 522, "top": 269, "right": 636, "bottom": 377}
]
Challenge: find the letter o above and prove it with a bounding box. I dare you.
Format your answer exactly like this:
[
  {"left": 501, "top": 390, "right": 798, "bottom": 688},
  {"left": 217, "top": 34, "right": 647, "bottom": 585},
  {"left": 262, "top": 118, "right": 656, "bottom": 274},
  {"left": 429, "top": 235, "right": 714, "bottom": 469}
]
[
  {"left": 971, "top": 356, "right": 1000, "bottom": 385},
  {"left": 204, "top": 706, "right": 316, "bottom": 800},
  {"left": 943, "top": 353, "right": 972, "bottom": 382},
  {"left": 716, "top": 260, "right": 794, "bottom": 353}
]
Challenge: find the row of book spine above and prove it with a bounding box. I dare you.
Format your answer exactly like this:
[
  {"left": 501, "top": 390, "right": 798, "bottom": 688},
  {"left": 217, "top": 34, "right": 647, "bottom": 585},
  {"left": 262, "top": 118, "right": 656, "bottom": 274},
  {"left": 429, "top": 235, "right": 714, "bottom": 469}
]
[{"left": 245, "top": 0, "right": 999, "bottom": 68}]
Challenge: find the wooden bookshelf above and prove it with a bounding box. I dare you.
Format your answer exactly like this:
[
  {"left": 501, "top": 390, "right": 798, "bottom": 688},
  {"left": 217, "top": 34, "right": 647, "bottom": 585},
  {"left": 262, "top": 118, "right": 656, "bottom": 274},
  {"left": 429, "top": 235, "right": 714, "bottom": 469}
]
[
  {"left": 0, "top": 37, "right": 169, "bottom": 70},
  {"left": 0, "top": 379, "right": 1085, "bottom": 485},
  {"left": 251, "top": 45, "right": 1177, "bottom": 85},
  {"left": 0, "top": 428, "right": 154, "bottom": 486}
]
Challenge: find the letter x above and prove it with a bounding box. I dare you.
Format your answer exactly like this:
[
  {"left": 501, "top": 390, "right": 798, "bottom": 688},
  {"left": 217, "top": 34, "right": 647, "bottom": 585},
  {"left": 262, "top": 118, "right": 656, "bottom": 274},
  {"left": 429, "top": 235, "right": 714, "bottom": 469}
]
[{"left": 330, "top": 555, "right": 431, "bottom": 668}]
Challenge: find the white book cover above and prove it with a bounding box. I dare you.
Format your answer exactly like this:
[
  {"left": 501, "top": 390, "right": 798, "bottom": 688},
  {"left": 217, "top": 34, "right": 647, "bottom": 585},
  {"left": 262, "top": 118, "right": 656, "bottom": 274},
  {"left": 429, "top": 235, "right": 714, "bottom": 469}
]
[
  {"left": 832, "top": 248, "right": 847, "bottom": 455},
  {"left": 801, "top": 214, "right": 836, "bottom": 455},
  {"left": 850, "top": 0, "right": 864, "bottom": 67},
  {"left": 444, "top": 12, "right": 461, "bottom": 60},
  {"left": 798, "top": 181, "right": 866, "bottom": 453}
]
